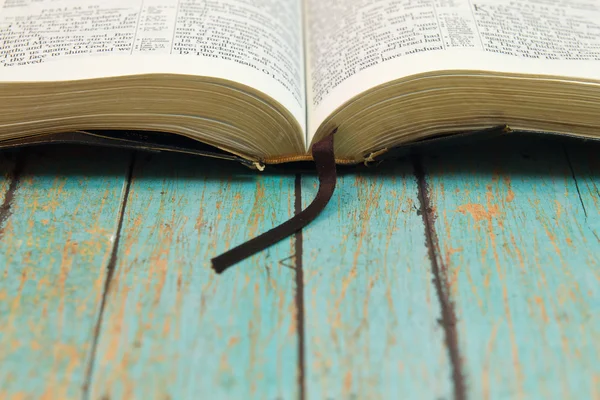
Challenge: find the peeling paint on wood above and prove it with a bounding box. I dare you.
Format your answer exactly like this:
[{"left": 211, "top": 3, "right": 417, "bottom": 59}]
[
  {"left": 423, "top": 137, "right": 600, "bottom": 400},
  {"left": 88, "top": 153, "right": 298, "bottom": 400},
  {"left": 0, "top": 147, "right": 130, "bottom": 400},
  {"left": 1, "top": 136, "right": 598, "bottom": 400},
  {"left": 301, "top": 164, "right": 452, "bottom": 399}
]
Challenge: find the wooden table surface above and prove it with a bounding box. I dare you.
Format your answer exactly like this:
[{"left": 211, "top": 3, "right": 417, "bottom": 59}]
[{"left": 0, "top": 135, "right": 598, "bottom": 400}]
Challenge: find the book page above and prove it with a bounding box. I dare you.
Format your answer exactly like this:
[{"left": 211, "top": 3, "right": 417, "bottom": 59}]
[
  {"left": 0, "top": 0, "right": 306, "bottom": 132},
  {"left": 305, "top": 0, "right": 600, "bottom": 142}
]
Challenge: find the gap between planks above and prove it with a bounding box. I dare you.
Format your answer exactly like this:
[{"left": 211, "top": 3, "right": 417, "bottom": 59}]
[
  {"left": 82, "top": 152, "right": 136, "bottom": 400},
  {"left": 412, "top": 154, "right": 467, "bottom": 400},
  {"left": 294, "top": 174, "right": 307, "bottom": 400}
]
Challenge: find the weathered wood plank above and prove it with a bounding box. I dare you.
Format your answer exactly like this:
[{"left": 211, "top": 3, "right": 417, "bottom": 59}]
[
  {"left": 301, "top": 164, "right": 452, "bottom": 399},
  {"left": 89, "top": 154, "right": 298, "bottom": 400},
  {"left": 423, "top": 136, "right": 600, "bottom": 400},
  {"left": 0, "top": 147, "right": 130, "bottom": 400}
]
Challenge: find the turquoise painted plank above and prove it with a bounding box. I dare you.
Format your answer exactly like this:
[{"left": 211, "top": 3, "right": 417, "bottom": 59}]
[
  {"left": 0, "top": 147, "right": 130, "bottom": 400},
  {"left": 423, "top": 136, "right": 600, "bottom": 400},
  {"left": 301, "top": 164, "right": 452, "bottom": 399},
  {"left": 89, "top": 153, "right": 298, "bottom": 400}
]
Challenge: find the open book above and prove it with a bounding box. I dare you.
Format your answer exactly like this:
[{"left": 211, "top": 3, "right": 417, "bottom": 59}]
[{"left": 2, "top": 0, "right": 600, "bottom": 168}]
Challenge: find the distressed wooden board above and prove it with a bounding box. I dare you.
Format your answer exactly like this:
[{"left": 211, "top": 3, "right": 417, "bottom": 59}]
[
  {"left": 88, "top": 153, "right": 298, "bottom": 400},
  {"left": 0, "top": 147, "right": 130, "bottom": 400},
  {"left": 422, "top": 136, "right": 600, "bottom": 400},
  {"left": 301, "top": 163, "right": 452, "bottom": 399}
]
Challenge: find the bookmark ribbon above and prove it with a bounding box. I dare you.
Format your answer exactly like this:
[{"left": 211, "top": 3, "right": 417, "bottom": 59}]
[{"left": 211, "top": 131, "right": 337, "bottom": 274}]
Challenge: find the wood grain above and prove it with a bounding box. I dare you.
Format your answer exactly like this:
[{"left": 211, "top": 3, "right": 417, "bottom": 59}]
[
  {"left": 0, "top": 147, "right": 130, "bottom": 400},
  {"left": 422, "top": 136, "right": 600, "bottom": 400},
  {"left": 301, "top": 163, "right": 452, "bottom": 399},
  {"left": 3, "top": 135, "right": 598, "bottom": 400},
  {"left": 88, "top": 153, "right": 298, "bottom": 400}
]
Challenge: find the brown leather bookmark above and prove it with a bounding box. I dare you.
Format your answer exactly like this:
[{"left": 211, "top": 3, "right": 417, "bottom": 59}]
[{"left": 211, "top": 131, "right": 337, "bottom": 274}]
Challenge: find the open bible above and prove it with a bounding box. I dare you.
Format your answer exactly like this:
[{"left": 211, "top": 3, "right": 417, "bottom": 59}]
[{"left": 2, "top": 0, "right": 600, "bottom": 168}]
